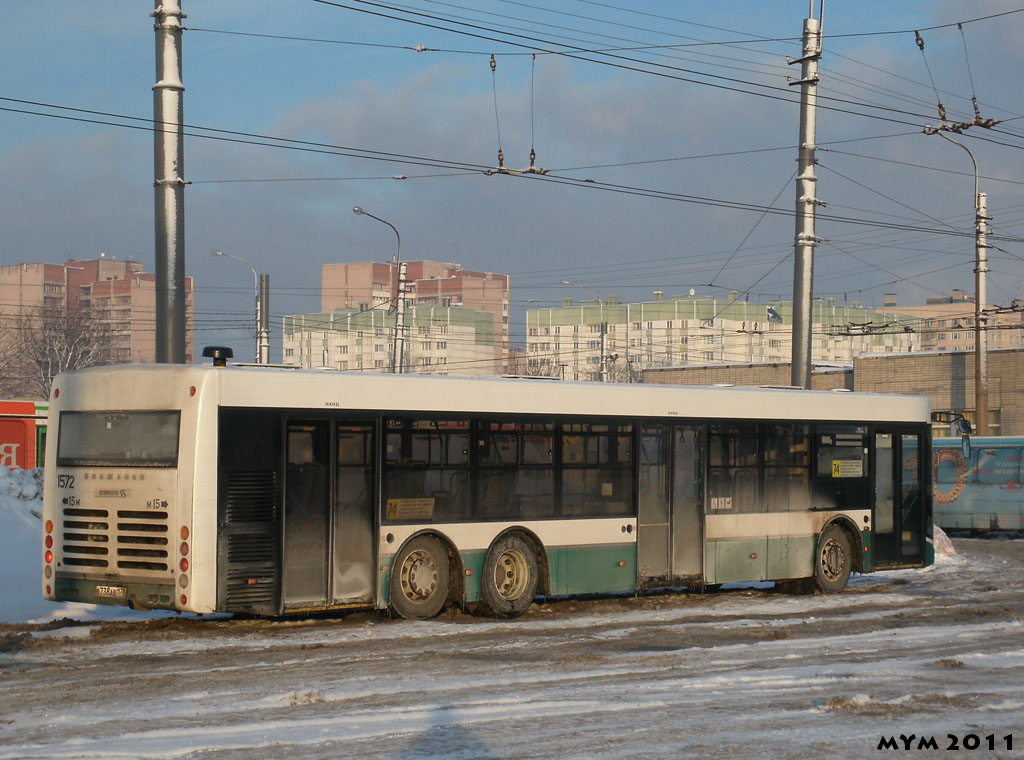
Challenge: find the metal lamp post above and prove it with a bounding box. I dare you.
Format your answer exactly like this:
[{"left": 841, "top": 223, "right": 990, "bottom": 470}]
[
  {"left": 211, "top": 250, "right": 268, "bottom": 364},
  {"left": 353, "top": 207, "right": 406, "bottom": 374},
  {"left": 932, "top": 133, "right": 990, "bottom": 435}
]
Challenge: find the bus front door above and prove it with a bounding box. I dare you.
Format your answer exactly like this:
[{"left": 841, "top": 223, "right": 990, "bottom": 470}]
[{"left": 284, "top": 421, "right": 331, "bottom": 609}]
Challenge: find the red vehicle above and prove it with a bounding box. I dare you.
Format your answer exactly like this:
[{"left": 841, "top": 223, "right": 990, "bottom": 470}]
[{"left": 0, "top": 400, "right": 48, "bottom": 469}]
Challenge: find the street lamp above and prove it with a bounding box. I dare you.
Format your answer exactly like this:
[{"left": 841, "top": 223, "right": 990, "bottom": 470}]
[
  {"left": 353, "top": 206, "right": 406, "bottom": 374},
  {"left": 211, "top": 249, "right": 267, "bottom": 364},
  {"left": 931, "top": 133, "right": 990, "bottom": 435},
  {"left": 560, "top": 280, "right": 607, "bottom": 382}
]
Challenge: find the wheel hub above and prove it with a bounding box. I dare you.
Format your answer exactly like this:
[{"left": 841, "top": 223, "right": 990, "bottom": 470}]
[
  {"left": 401, "top": 550, "right": 438, "bottom": 600},
  {"left": 820, "top": 538, "right": 846, "bottom": 581},
  {"left": 494, "top": 549, "right": 529, "bottom": 600}
]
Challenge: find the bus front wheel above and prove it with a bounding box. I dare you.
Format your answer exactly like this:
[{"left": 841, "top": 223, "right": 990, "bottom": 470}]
[
  {"left": 391, "top": 536, "right": 450, "bottom": 619},
  {"left": 480, "top": 534, "right": 539, "bottom": 618},
  {"left": 814, "top": 524, "right": 852, "bottom": 593}
]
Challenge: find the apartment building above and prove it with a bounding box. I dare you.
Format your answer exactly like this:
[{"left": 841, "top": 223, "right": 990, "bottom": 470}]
[
  {"left": 0, "top": 257, "right": 194, "bottom": 365},
  {"left": 283, "top": 304, "right": 496, "bottom": 377},
  {"left": 526, "top": 292, "right": 920, "bottom": 381},
  {"left": 877, "top": 290, "right": 1024, "bottom": 353},
  {"left": 321, "top": 260, "right": 510, "bottom": 371}
]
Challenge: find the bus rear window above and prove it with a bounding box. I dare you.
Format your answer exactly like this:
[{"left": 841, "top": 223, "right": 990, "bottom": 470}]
[{"left": 57, "top": 411, "right": 181, "bottom": 467}]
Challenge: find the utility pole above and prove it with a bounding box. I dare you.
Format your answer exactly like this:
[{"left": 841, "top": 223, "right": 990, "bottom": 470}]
[
  {"left": 153, "top": 0, "right": 186, "bottom": 363},
  {"left": 258, "top": 274, "right": 270, "bottom": 364},
  {"left": 975, "top": 191, "right": 989, "bottom": 434},
  {"left": 787, "top": 2, "right": 824, "bottom": 389},
  {"left": 394, "top": 261, "right": 408, "bottom": 374}
]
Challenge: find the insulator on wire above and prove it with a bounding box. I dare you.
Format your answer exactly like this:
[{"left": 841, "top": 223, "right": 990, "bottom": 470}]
[
  {"left": 490, "top": 54, "right": 496, "bottom": 73},
  {"left": 497, "top": 148, "right": 504, "bottom": 168},
  {"left": 529, "top": 147, "right": 536, "bottom": 167},
  {"left": 915, "top": 31, "right": 925, "bottom": 51}
]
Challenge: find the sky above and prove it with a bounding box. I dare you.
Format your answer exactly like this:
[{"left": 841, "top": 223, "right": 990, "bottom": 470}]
[{"left": 2, "top": 0, "right": 1023, "bottom": 362}]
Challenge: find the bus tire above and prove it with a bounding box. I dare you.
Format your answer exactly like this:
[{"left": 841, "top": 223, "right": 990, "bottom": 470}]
[
  {"left": 390, "top": 535, "right": 450, "bottom": 619},
  {"left": 814, "top": 523, "right": 852, "bottom": 593},
  {"left": 480, "top": 534, "right": 539, "bottom": 618}
]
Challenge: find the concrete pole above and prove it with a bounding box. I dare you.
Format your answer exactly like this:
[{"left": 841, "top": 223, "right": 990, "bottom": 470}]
[
  {"left": 258, "top": 273, "right": 270, "bottom": 364},
  {"left": 600, "top": 319, "right": 608, "bottom": 383},
  {"left": 975, "top": 192, "right": 989, "bottom": 434},
  {"left": 395, "top": 261, "right": 408, "bottom": 374},
  {"left": 153, "top": 0, "right": 186, "bottom": 363},
  {"left": 789, "top": 13, "right": 822, "bottom": 389}
]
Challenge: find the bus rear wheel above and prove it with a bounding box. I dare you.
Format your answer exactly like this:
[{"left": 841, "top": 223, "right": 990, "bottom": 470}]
[
  {"left": 391, "top": 536, "right": 450, "bottom": 619},
  {"left": 480, "top": 534, "right": 539, "bottom": 618},
  {"left": 814, "top": 524, "right": 852, "bottom": 593}
]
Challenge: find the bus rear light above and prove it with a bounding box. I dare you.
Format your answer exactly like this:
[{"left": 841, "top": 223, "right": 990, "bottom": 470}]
[
  {"left": 180, "top": 558, "right": 189, "bottom": 572},
  {"left": 189, "top": 386, "right": 196, "bottom": 397},
  {"left": 179, "top": 574, "right": 188, "bottom": 588},
  {"left": 45, "top": 550, "right": 53, "bottom": 564},
  {"left": 45, "top": 535, "right": 53, "bottom": 549},
  {"left": 180, "top": 541, "right": 189, "bottom": 556},
  {"left": 53, "top": 389, "right": 59, "bottom": 398},
  {"left": 180, "top": 525, "right": 189, "bottom": 540},
  {"left": 180, "top": 594, "right": 187, "bottom": 606},
  {"left": 44, "top": 566, "right": 52, "bottom": 579},
  {"left": 45, "top": 520, "right": 53, "bottom": 534},
  {"left": 46, "top": 585, "right": 51, "bottom": 595}
]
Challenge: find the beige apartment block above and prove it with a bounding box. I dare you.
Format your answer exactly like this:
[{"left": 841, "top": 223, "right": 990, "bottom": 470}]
[
  {"left": 321, "top": 260, "right": 510, "bottom": 370},
  {"left": 527, "top": 292, "right": 919, "bottom": 382},
  {"left": 877, "top": 290, "right": 1024, "bottom": 353},
  {"left": 283, "top": 304, "right": 497, "bottom": 377}
]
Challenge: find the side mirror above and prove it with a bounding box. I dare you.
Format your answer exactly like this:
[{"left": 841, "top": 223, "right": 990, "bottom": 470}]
[
  {"left": 961, "top": 434, "right": 972, "bottom": 460},
  {"left": 956, "top": 418, "right": 972, "bottom": 435}
]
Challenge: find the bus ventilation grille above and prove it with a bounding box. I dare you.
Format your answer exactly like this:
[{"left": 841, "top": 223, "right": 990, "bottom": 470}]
[
  {"left": 225, "top": 537, "right": 277, "bottom": 609},
  {"left": 115, "top": 510, "right": 170, "bottom": 572},
  {"left": 224, "top": 472, "right": 277, "bottom": 523},
  {"left": 62, "top": 508, "right": 111, "bottom": 568},
  {"left": 61, "top": 507, "right": 170, "bottom": 574}
]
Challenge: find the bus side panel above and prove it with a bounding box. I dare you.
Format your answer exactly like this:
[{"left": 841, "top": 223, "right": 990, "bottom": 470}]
[{"left": 556, "top": 544, "right": 636, "bottom": 595}]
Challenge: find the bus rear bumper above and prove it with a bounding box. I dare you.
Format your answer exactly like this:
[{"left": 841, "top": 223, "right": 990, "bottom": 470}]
[{"left": 54, "top": 577, "right": 177, "bottom": 611}]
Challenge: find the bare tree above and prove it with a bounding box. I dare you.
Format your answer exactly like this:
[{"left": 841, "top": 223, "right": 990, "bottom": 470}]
[
  {"left": 506, "top": 355, "right": 562, "bottom": 379},
  {"left": 0, "top": 310, "right": 26, "bottom": 397},
  {"left": 12, "top": 305, "right": 112, "bottom": 399}
]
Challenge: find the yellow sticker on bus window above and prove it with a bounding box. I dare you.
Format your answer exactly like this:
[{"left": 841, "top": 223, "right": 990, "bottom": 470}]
[
  {"left": 831, "top": 459, "right": 863, "bottom": 478},
  {"left": 385, "top": 498, "right": 435, "bottom": 520}
]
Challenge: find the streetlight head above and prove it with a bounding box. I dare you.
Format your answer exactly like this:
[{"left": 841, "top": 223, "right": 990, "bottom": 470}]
[
  {"left": 559, "top": 280, "right": 572, "bottom": 286},
  {"left": 352, "top": 206, "right": 365, "bottom": 215},
  {"left": 211, "top": 249, "right": 223, "bottom": 257}
]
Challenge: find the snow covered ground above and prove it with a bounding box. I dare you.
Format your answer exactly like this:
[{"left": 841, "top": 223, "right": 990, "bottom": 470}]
[{"left": 2, "top": 466, "right": 1022, "bottom": 759}]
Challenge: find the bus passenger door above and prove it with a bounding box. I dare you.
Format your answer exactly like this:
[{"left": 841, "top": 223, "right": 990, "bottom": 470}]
[
  {"left": 637, "top": 425, "right": 702, "bottom": 582},
  {"left": 283, "top": 421, "right": 330, "bottom": 609},
  {"left": 638, "top": 427, "right": 671, "bottom": 579},
  {"left": 671, "top": 425, "right": 703, "bottom": 579},
  {"left": 333, "top": 424, "right": 375, "bottom": 604},
  {"left": 874, "top": 430, "right": 925, "bottom": 568}
]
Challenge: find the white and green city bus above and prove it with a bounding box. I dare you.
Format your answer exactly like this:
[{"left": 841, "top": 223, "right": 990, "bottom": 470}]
[{"left": 42, "top": 352, "right": 933, "bottom": 619}]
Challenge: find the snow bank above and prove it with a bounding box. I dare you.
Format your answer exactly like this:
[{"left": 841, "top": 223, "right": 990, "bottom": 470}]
[{"left": 0, "top": 467, "right": 169, "bottom": 624}]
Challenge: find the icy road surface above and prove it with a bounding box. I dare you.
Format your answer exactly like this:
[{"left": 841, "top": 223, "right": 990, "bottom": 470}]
[{"left": 1, "top": 539, "right": 1022, "bottom": 759}]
